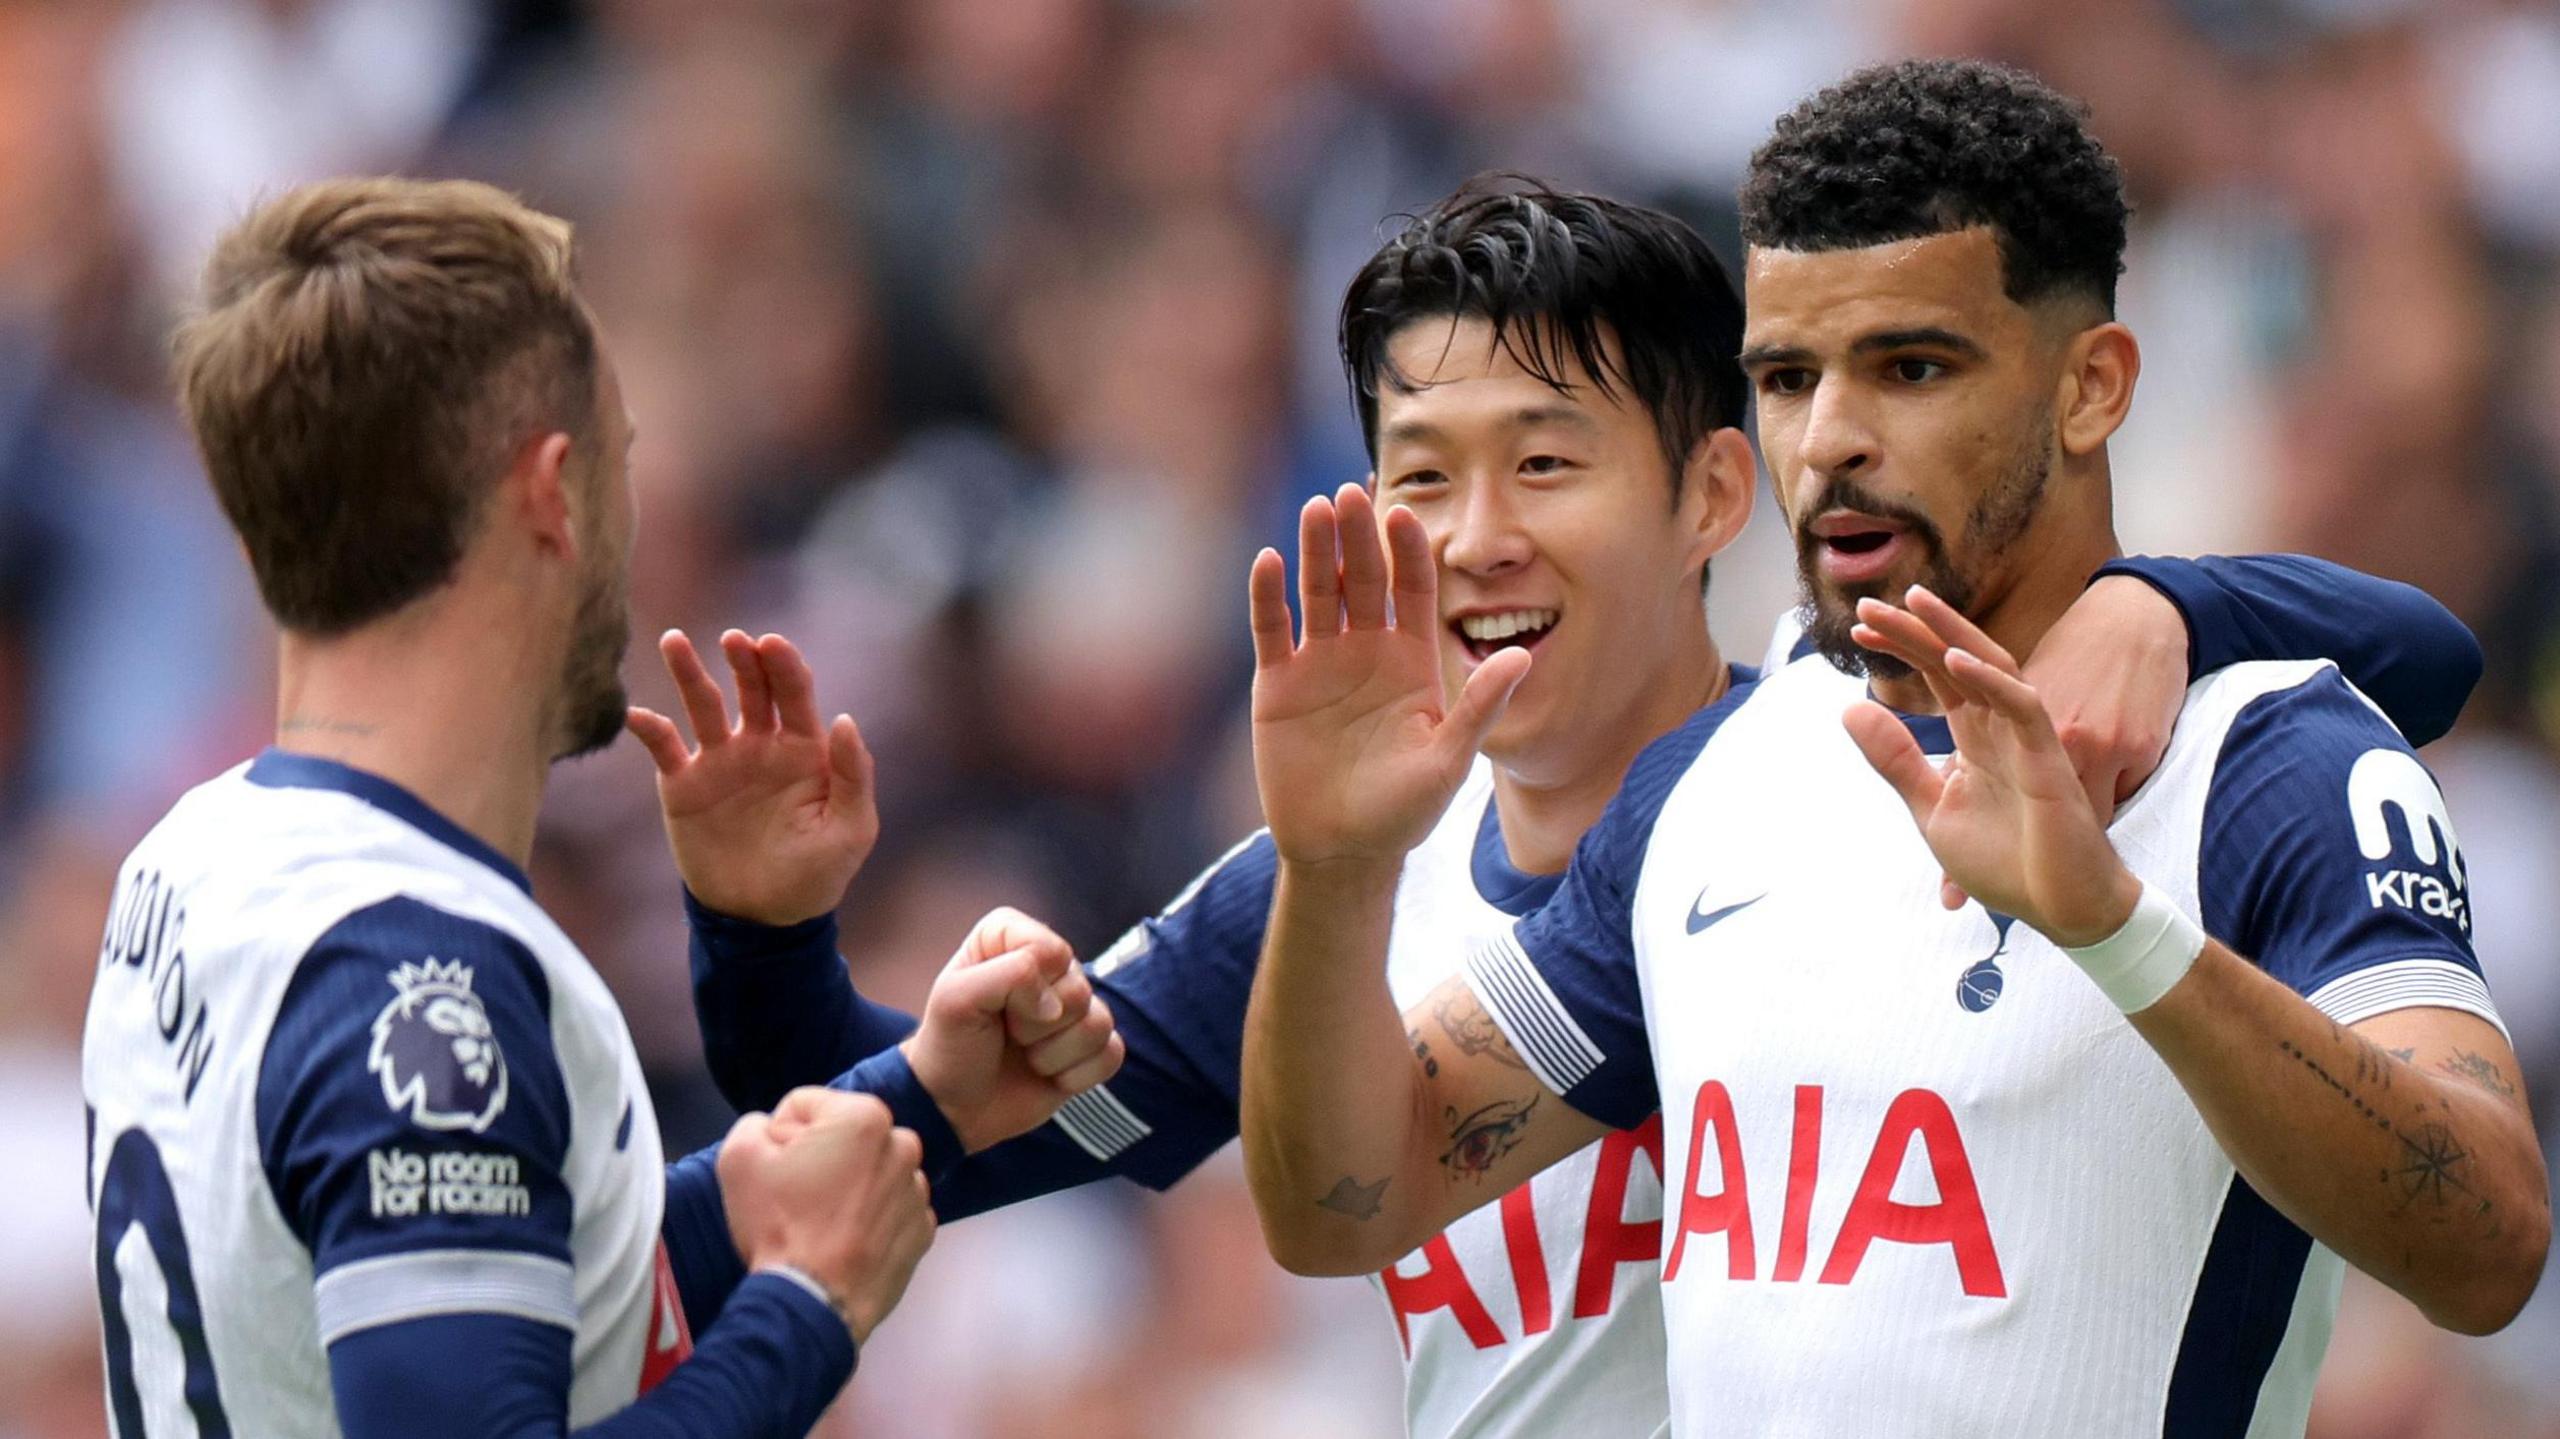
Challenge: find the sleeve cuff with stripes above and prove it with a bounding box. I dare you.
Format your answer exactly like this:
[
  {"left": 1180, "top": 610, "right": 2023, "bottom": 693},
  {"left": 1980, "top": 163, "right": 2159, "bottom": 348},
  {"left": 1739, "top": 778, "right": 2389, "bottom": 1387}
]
[
  {"left": 1461, "top": 929, "right": 1608, "bottom": 1099},
  {"left": 2305, "top": 955, "right": 2508, "bottom": 1041},
  {"left": 313, "top": 1249, "right": 575, "bottom": 1345}
]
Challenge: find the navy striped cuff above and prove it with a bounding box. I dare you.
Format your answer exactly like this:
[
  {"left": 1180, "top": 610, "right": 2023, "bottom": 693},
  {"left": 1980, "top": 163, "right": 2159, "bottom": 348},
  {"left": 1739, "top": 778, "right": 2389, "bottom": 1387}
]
[
  {"left": 1461, "top": 929, "right": 1605, "bottom": 1096},
  {"left": 1052, "top": 1085, "right": 1152, "bottom": 1162}
]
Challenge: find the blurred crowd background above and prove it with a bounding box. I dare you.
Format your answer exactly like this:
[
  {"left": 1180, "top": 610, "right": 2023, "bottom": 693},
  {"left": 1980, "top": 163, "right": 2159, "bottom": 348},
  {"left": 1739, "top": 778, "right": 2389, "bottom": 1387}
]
[{"left": 6, "top": 0, "right": 2560, "bottom": 1434}]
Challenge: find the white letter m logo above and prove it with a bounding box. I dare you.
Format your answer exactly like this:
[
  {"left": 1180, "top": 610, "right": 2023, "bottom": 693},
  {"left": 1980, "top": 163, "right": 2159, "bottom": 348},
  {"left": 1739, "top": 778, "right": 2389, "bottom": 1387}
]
[{"left": 2347, "top": 749, "right": 2465, "bottom": 888}]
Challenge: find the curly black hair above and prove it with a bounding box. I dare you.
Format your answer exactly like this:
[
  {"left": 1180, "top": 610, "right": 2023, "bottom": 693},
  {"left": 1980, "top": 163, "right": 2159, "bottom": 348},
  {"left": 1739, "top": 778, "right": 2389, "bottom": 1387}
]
[
  {"left": 1340, "top": 175, "right": 1748, "bottom": 485},
  {"left": 1740, "top": 59, "right": 2129, "bottom": 313}
]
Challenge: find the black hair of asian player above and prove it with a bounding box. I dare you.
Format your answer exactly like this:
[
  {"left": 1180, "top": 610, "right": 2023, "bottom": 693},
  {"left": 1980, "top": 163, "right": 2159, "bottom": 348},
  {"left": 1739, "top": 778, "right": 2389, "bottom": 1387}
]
[
  {"left": 1340, "top": 175, "right": 1749, "bottom": 494},
  {"left": 1740, "top": 59, "right": 2131, "bottom": 314}
]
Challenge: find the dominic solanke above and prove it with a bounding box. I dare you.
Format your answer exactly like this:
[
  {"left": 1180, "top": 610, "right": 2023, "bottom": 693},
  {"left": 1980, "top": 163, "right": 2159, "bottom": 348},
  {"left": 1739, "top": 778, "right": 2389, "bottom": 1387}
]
[{"left": 368, "top": 1147, "right": 533, "bottom": 1218}]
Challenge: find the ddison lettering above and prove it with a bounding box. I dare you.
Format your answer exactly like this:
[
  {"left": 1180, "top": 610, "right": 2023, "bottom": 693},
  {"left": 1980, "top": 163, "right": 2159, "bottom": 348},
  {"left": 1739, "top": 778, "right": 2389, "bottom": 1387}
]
[
  {"left": 99, "top": 869, "right": 216, "bottom": 1103},
  {"left": 1664, "top": 1083, "right": 2006, "bottom": 1299}
]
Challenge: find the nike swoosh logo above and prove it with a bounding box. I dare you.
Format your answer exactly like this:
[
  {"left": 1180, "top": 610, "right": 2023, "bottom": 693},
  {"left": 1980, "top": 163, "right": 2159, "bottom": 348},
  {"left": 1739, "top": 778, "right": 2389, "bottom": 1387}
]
[{"left": 1687, "top": 892, "right": 1766, "bottom": 935}]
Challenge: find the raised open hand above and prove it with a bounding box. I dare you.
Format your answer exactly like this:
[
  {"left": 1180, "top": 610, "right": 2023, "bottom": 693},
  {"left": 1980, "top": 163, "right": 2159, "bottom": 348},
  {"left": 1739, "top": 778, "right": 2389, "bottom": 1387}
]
[
  {"left": 627, "top": 630, "right": 879, "bottom": 926},
  {"left": 1841, "top": 587, "right": 2141, "bottom": 947},
  {"left": 1247, "top": 484, "right": 1530, "bottom": 868}
]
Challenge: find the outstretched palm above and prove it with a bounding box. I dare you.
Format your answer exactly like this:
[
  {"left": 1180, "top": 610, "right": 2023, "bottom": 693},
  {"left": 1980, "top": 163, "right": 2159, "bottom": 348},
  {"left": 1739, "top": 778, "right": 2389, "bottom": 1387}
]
[
  {"left": 1249, "top": 484, "right": 1530, "bottom": 867},
  {"left": 1842, "top": 588, "right": 2142, "bottom": 948},
  {"left": 627, "top": 630, "right": 880, "bottom": 926}
]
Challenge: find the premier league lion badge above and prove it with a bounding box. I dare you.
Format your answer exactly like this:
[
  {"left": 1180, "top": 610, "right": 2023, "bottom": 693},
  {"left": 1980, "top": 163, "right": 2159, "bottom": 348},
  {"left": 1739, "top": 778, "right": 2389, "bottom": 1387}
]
[{"left": 369, "top": 958, "right": 510, "bottom": 1132}]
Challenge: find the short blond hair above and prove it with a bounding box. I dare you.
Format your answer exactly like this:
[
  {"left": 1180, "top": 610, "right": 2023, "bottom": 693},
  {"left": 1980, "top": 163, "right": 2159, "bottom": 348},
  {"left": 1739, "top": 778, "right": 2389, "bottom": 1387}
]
[{"left": 174, "top": 177, "right": 597, "bottom": 634}]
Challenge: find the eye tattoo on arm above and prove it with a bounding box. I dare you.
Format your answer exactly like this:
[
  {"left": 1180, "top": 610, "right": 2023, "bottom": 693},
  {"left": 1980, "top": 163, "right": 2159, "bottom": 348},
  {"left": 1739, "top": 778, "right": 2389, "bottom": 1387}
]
[
  {"left": 1435, "top": 991, "right": 1528, "bottom": 1070},
  {"left": 1440, "top": 1094, "right": 1539, "bottom": 1182}
]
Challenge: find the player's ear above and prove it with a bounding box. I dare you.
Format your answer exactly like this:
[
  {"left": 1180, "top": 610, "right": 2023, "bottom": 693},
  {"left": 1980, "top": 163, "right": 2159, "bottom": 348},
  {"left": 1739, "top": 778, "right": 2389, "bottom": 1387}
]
[
  {"left": 2057, "top": 322, "right": 2139, "bottom": 459},
  {"left": 1678, "top": 427, "right": 1756, "bottom": 569},
  {"left": 510, "top": 430, "right": 581, "bottom": 560}
]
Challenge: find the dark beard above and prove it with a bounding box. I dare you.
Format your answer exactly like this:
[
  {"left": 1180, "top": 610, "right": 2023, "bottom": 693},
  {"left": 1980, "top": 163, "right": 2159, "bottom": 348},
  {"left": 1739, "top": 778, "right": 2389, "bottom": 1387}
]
[
  {"left": 554, "top": 565, "right": 630, "bottom": 761},
  {"left": 1792, "top": 429, "right": 2051, "bottom": 681}
]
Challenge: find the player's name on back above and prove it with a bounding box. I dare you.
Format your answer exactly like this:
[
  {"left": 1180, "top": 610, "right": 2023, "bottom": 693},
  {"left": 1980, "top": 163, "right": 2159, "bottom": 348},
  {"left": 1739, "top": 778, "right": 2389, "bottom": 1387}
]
[{"left": 99, "top": 866, "right": 218, "bottom": 1103}]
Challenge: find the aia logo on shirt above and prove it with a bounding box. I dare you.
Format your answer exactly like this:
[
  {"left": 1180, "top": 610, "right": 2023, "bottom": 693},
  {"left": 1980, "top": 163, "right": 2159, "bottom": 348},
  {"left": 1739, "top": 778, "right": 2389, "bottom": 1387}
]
[
  {"left": 2347, "top": 749, "right": 2469, "bottom": 933},
  {"left": 638, "top": 1241, "right": 695, "bottom": 1393},
  {"left": 1664, "top": 1082, "right": 2006, "bottom": 1299},
  {"left": 1380, "top": 1116, "right": 1666, "bottom": 1355},
  {"left": 368, "top": 958, "right": 510, "bottom": 1132}
]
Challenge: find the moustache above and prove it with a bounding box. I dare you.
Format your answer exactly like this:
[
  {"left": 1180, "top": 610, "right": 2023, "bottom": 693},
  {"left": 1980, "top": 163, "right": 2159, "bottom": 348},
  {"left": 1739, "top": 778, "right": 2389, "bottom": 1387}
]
[{"left": 1790, "top": 477, "right": 1945, "bottom": 558}]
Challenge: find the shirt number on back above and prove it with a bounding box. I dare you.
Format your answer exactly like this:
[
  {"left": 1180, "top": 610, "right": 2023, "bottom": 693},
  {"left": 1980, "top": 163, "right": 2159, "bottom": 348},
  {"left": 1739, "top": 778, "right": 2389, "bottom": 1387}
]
[{"left": 95, "top": 1126, "right": 233, "bottom": 1438}]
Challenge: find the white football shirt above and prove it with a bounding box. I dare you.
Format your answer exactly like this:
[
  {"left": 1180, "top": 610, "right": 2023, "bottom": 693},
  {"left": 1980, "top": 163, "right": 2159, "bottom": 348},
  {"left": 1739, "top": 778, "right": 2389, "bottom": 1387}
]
[
  {"left": 84, "top": 752, "right": 682, "bottom": 1437},
  {"left": 1075, "top": 750, "right": 1686, "bottom": 1439},
  {"left": 1466, "top": 655, "right": 2499, "bottom": 1437}
]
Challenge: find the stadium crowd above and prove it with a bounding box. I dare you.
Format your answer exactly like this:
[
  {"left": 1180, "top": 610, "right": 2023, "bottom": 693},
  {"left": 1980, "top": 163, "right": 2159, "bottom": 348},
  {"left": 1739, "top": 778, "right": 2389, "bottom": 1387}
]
[{"left": 5, "top": 0, "right": 2560, "bottom": 1433}]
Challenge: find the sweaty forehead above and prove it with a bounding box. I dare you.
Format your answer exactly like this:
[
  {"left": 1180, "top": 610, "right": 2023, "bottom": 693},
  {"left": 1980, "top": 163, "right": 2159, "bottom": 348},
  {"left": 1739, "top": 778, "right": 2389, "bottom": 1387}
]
[{"left": 1740, "top": 228, "right": 2022, "bottom": 353}]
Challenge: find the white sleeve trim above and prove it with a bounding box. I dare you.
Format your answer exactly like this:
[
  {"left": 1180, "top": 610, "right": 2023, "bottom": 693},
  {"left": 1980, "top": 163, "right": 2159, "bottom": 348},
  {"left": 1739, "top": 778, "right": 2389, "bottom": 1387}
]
[
  {"left": 1052, "top": 1085, "right": 1152, "bottom": 1162},
  {"left": 1461, "top": 928, "right": 1606, "bottom": 1097},
  {"left": 753, "top": 1264, "right": 837, "bottom": 1312},
  {"left": 313, "top": 1249, "right": 575, "bottom": 1344},
  {"left": 2304, "top": 957, "right": 2509, "bottom": 1042}
]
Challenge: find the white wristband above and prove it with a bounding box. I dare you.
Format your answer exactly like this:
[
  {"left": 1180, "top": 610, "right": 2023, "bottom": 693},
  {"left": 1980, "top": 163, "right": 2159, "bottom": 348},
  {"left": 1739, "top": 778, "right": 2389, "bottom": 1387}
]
[{"left": 2062, "top": 882, "right": 2204, "bottom": 1014}]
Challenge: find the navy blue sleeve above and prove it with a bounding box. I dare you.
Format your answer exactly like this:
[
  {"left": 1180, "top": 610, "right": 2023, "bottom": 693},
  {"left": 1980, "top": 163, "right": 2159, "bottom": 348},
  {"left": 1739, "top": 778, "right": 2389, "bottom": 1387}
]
[
  {"left": 257, "top": 898, "right": 580, "bottom": 1342},
  {"left": 660, "top": 1145, "right": 744, "bottom": 1335},
  {"left": 1476, "top": 676, "right": 1762, "bottom": 1129},
  {"left": 813, "top": 836, "right": 1272, "bottom": 1221},
  {"left": 2198, "top": 667, "right": 2501, "bottom": 1033},
  {"left": 689, "top": 892, "right": 918, "bottom": 1114},
  {"left": 2096, "top": 554, "right": 2481, "bottom": 746},
  {"left": 830, "top": 1046, "right": 965, "bottom": 1180},
  {"left": 327, "top": 1273, "right": 852, "bottom": 1438}
]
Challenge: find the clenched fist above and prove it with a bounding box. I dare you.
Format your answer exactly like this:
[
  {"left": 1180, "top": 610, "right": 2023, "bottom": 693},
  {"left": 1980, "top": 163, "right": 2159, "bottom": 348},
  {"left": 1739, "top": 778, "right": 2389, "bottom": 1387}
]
[
  {"left": 904, "top": 907, "right": 1126, "bottom": 1153},
  {"left": 717, "top": 1089, "right": 935, "bottom": 1343}
]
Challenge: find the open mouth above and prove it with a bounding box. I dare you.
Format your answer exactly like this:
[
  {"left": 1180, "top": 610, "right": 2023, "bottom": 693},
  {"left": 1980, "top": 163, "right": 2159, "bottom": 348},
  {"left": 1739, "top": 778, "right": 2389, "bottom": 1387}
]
[
  {"left": 1807, "top": 512, "right": 1912, "bottom": 585},
  {"left": 1452, "top": 608, "right": 1560, "bottom": 663}
]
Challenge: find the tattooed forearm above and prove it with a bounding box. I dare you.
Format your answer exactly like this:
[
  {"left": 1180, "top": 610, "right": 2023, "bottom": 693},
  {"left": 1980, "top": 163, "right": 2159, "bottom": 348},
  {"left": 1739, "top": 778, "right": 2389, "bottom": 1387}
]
[
  {"left": 2388, "top": 1122, "right": 2487, "bottom": 1217},
  {"left": 2283, "top": 1028, "right": 2495, "bottom": 1227},
  {"left": 2283, "top": 1026, "right": 2399, "bottom": 1130},
  {"left": 1435, "top": 990, "right": 1527, "bottom": 1070},
  {"left": 2345, "top": 1030, "right": 2398, "bottom": 1094},
  {"left": 1441, "top": 1094, "right": 1538, "bottom": 1181},
  {"left": 2436, "top": 1050, "right": 2517, "bottom": 1100},
  {"left": 1317, "top": 1175, "right": 1390, "bottom": 1220}
]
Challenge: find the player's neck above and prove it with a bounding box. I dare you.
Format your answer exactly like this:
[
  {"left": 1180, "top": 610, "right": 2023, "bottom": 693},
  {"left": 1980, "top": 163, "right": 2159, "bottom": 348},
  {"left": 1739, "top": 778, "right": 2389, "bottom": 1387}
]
[
  {"left": 1869, "top": 502, "right": 2123, "bottom": 716},
  {"left": 272, "top": 589, "right": 562, "bottom": 871},
  {"left": 1489, "top": 631, "right": 1729, "bottom": 874}
]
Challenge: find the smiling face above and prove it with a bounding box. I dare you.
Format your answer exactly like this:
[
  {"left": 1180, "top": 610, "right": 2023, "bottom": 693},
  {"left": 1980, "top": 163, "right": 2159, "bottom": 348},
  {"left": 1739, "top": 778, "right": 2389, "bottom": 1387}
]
[
  {"left": 1741, "top": 227, "right": 2097, "bottom": 678},
  {"left": 1371, "top": 315, "right": 1745, "bottom": 779}
]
